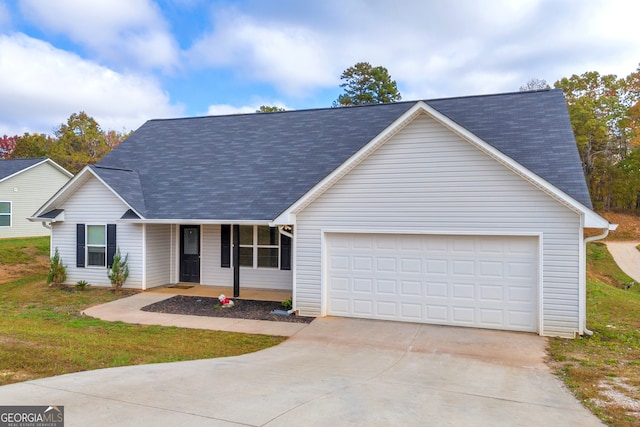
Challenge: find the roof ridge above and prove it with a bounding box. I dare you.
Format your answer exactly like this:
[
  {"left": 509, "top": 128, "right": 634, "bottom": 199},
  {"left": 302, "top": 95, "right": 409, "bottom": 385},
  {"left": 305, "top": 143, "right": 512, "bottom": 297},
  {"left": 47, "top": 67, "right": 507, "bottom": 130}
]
[{"left": 143, "top": 89, "right": 558, "bottom": 124}]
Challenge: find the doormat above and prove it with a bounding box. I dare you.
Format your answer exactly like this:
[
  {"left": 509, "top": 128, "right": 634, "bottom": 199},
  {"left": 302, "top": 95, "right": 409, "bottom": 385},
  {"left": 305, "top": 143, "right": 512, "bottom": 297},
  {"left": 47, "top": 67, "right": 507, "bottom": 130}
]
[{"left": 168, "top": 285, "right": 194, "bottom": 289}]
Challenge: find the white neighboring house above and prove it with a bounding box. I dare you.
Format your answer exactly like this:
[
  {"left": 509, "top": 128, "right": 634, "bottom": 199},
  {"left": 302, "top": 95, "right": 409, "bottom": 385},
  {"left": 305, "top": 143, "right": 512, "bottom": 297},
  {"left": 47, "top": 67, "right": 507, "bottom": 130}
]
[
  {"left": 32, "top": 90, "right": 614, "bottom": 338},
  {"left": 0, "top": 158, "right": 72, "bottom": 238}
]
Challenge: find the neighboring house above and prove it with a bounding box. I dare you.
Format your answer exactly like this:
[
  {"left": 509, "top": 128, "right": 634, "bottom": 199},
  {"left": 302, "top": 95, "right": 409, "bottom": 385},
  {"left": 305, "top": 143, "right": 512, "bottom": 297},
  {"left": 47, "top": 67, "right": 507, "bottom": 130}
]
[
  {"left": 32, "top": 89, "right": 614, "bottom": 337},
  {"left": 0, "top": 158, "right": 72, "bottom": 238}
]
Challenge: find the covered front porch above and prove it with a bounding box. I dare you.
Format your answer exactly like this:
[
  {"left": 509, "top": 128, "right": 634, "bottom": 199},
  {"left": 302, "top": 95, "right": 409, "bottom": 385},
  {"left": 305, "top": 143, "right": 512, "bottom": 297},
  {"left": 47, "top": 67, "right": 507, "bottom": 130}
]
[
  {"left": 139, "top": 223, "right": 293, "bottom": 295},
  {"left": 147, "top": 283, "right": 291, "bottom": 303}
]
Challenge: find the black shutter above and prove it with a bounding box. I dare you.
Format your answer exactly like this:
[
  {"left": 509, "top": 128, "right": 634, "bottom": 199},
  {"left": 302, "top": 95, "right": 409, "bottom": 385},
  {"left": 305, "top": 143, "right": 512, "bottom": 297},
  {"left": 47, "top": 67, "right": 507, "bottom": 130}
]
[
  {"left": 106, "top": 224, "right": 117, "bottom": 268},
  {"left": 280, "top": 234, "right": 291, "bottom": 271},
  {"left": 76, "top": 224, "right": 85, "bottom": 267},
  {"left": 220, "top": 224, "right": 231, "bottom": 268}
]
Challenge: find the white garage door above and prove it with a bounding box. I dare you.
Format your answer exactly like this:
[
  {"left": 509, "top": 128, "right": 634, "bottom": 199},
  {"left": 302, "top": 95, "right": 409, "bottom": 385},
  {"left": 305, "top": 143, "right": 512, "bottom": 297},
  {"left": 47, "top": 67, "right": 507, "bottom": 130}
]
[{"left": 326, "top": 233, "right": 538, "bottom": 332}]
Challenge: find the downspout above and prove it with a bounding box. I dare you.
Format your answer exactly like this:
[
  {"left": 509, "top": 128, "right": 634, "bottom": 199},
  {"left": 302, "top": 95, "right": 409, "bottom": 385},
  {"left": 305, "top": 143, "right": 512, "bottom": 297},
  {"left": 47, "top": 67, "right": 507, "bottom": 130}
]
[
  {"left": 582, "top": 226, "right": 614, "bottom": 336},
  {"left": 41, "top": 221, "right": 52, "bottom": 230}
]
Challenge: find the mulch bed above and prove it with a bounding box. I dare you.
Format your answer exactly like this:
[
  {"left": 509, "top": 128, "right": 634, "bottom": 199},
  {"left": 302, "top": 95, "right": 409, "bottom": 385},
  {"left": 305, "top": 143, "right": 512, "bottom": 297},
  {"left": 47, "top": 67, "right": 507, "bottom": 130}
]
[{"left": 141, "top": 295, "right": 314, "bottom": 324}]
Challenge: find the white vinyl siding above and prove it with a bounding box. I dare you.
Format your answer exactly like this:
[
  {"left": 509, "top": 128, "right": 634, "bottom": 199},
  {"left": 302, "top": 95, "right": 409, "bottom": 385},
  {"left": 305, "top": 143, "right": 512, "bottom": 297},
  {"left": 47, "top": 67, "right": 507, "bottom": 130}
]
[
  {"left": 145, "top": 224, "right": 172, "bottom": 288},
  {"left": 51, "top": 174, "right": 143, "bottom": 288},
  {"left": 295, "top": 113, "right": 582, "bottom": 337},
  {"left": 0, "top": 161, "right": 70, "bottom": 238},
  {"left": 201, "top": 225, "right": 292, "bottom": 290},
  {"left": 202, "top": 224, "right": 233, "bottom": 285}
]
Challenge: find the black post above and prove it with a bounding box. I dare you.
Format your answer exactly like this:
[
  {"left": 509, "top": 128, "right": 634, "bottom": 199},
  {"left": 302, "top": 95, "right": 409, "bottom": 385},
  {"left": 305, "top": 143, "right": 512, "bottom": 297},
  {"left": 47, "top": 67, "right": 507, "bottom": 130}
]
[{"left": 233, "top": 224, "right": 240, "bottom": 298}]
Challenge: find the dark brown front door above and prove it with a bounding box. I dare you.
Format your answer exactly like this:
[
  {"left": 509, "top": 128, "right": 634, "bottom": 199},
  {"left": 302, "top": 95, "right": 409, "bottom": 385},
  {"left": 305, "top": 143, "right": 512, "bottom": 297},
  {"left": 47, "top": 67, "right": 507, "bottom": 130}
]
[{"left": 180, "top": 225, "right": 200, "bottom": 283}]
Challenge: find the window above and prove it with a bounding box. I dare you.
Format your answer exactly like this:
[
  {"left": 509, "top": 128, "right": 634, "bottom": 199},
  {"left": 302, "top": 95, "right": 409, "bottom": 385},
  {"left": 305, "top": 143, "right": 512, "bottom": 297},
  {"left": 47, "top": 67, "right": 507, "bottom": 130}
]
[
  {"left": 77, "top": 224, "right": 116, "bottom": 268},
  {"left": 0, "top": 202, "right": 10, "bottom": 227},
  {"left": 86, "top": 225, "right": 106, "bottom": 267},
  {"left": 238, "top": 225, "right": 280, "bottom": 268}
]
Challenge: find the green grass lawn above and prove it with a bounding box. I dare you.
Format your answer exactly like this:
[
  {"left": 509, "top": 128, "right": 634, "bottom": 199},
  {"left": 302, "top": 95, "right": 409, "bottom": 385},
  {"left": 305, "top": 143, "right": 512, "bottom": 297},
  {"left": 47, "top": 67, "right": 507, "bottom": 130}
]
[
  {"left": 548, "top": 242, "right": 640, "bottom": 427},
  {"left": 0, "top": 237, "right": 285, "bottom": 386}
]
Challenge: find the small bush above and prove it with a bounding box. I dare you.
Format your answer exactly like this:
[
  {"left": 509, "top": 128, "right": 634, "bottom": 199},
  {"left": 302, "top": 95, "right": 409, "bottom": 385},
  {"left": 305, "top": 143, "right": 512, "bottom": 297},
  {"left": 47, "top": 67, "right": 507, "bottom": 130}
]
[
  {"left": 47, "top": 248, "right": 67, "bottom": 287},
  {"left": 281, "top": 298, "right": 293, "bottom": 310},
  {"left": 107, "top": 248, "right": 129, "bottom": 292},
  {"left": 75, "top": 280, "right": 90, "bottom": 291}
]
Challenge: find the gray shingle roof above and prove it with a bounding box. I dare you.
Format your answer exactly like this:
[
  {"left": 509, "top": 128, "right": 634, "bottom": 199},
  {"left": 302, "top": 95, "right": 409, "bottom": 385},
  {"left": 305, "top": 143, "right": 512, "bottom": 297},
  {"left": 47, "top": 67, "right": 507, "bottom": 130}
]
[
  {"left": 95, "top": 89, "right": 591, "bottom": 220},
  {"left": 0, "top": 158, "right": 46, "bottom": 182}
]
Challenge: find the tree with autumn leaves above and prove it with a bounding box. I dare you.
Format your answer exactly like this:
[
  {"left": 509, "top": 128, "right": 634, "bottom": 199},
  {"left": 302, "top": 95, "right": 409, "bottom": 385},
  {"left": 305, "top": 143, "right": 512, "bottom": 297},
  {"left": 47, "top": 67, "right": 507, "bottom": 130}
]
[
  {"left": 3, "top": 112, "right": 129, "bottom": 173},
  {"left": 554, "top": 65, "right": 640, "bottom": 211}
]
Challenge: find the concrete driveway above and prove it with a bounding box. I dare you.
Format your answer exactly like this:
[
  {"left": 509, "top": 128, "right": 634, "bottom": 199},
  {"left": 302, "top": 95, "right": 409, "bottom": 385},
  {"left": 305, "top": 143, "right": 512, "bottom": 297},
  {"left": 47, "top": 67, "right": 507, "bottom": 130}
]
[
  {"left": 0, "top": 317, "right": 602, "bottom": 426},
  {"left": 605, "top": 241, "right": 640, "bottom": 283}
]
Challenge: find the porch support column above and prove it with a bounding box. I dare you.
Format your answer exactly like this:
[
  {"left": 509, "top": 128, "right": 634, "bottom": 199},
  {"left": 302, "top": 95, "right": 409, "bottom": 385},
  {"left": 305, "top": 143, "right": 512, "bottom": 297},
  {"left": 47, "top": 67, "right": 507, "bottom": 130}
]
[{"left": 233, "top": 224, "right": 240, "bottom": 298}]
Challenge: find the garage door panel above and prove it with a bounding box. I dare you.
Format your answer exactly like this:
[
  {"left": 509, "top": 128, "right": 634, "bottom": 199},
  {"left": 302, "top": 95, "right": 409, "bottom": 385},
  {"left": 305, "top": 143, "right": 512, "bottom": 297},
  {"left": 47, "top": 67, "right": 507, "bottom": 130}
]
[
  {"left": 329, "top": 276, "right": 349, "bottom": 291},
  {"left": 400, "top": 280, "right": 421, "bottom": 296},
  {"left": 326, "top": 233, "right": 538, "bottom": 332},
  {"left": 426, "top": 304, "right": 448, "bottom": 321},
  {"left": 426, "top": 281, "right": 448, "bottom": 297},
  {"left": 479, "top": 309, "right": 504, "bottom": 326},
  {"left": 400, "top": 303, "right": 422, "bottom": 319},
  {"left": 479, "top": 261, "right": 504, "bottom": 277},
  {"left": 426, "top": 259, "right": 447, "bottom": 274},
  {"left": 329, "top": 298, "right": 350, "bottom": 314},
  {"left": 352, "top": 299, "right": 374, "bottom": 316},
  {"left": 452, "top": 306, "right": 475, "bottom": 323},
  {"left": 479, "top": 285, "right": 504, "bottom": 302},
  {"left": 353, "top": 256, "right": 373, "bottom": 271},
  {"left": 353, "top": 278, "right": 373, "bottom": 293},
  {"left": 452, "top": 283, "right": 475, "bottom": 300},
  {"left": 330, "top": 255, "right": 350, "bottom": 270},
  {"left": 377, "top": 279, "right": 398, "bottom": 294}
]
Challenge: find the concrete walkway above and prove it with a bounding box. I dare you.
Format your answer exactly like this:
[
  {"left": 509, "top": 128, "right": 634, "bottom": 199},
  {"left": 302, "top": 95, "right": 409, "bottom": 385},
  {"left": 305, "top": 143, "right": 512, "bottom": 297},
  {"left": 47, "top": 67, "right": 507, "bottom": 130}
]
[
  {"left": 83, "top": 293, "right": 308, "bottom": 337},
  {"left": 0, "top": 315, "right": 603, "bottom": 426},
  {"left": 604, "top": 241, "right": 640, "bottom": 283}
]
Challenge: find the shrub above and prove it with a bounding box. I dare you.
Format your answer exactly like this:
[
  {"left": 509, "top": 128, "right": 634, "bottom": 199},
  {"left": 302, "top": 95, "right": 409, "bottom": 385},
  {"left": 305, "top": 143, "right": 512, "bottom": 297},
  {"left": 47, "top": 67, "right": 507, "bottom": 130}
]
[
  {"left": 47, "top": 248, "right": 67, "bottom": 287},
  {"left": 107, "top": 248, "right": 129, "bottom": 292},
  {"left": 281, "top": 298, "right": 293, "bottom": 310},
  {"left": 75, "top": 280, "right": 90, "bottom": 291}
]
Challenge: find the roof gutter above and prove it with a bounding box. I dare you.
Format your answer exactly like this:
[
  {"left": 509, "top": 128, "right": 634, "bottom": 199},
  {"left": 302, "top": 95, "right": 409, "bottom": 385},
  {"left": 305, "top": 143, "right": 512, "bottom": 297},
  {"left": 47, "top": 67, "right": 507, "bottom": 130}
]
[
  {"left": 118, "top": 218, "right": 274, "bottom": 225},
  {"left": 581, "top": 223, "right": 618, "bottom": 336}
]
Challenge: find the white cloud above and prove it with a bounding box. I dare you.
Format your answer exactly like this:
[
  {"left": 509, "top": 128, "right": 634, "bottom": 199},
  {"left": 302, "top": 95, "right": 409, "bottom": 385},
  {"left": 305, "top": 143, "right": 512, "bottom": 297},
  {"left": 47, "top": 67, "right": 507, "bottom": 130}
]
[
  {"left": 0, "top": 33, "right": 182, "bottom": 135},
  {"left": 205, "top": 100, "right": 288, "bottom": 116},
  {"left": 18, "top": 0, "right": 179, "bottom": 72},
  {"left": 185, "top": 0, "right": 640, "bottom": 103},
  {"left": 205, "top": 104, "right": 257, "bottom": 116},
  {"left": 188, "top": 9, "right": 339, "bottom": 97}
]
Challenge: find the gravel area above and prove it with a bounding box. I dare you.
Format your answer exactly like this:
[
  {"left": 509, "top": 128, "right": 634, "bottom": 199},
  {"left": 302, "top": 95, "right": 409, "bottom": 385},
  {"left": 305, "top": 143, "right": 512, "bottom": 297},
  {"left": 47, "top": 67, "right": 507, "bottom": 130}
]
[{"left": 141, "top": 295, "right": 314, "bottom": 324}]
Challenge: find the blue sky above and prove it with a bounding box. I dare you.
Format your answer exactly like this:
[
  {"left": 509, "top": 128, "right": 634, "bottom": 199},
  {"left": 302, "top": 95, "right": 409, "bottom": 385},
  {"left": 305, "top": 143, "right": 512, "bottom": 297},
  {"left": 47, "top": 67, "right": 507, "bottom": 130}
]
[{"left": 0, "top": 0, "right": 638, "bottom": 135}]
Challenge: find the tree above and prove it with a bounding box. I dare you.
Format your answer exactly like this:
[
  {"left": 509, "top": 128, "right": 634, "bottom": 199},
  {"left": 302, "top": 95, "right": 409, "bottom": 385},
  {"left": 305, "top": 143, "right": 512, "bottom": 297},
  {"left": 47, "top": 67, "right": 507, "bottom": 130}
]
[
  {"left": 334, "top": 62, "right": 401, "bottom": 107},
  {"left": 0, "top": 135, "right": 18, "bottom": 159},
  {"left": 256, "top": 105, "right": 285, "bottom": 113},
  {"left": 519, "top": 78, "right": 550, "bottom": 91},
  {"left": 51, "top": 112, "right": 109, "bottom": 173},
  {"left": 107, "top": 248, "right": 129, "bottom": 292},
  {"left": 10, "top": 133, "right": 55, "bottom": 159},
  {"left": 555, "top": 67, "right": 640, "bottom": 210},
  {"left": 6, "top": 112, "right": 128, "bottom": 173}
]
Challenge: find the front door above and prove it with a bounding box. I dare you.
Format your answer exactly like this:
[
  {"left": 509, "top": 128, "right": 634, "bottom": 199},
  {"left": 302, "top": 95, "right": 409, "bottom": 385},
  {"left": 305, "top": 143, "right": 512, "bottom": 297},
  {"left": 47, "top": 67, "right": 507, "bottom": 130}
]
[{"left": 180, "top": 225, "right": 200, "bottom": 283}]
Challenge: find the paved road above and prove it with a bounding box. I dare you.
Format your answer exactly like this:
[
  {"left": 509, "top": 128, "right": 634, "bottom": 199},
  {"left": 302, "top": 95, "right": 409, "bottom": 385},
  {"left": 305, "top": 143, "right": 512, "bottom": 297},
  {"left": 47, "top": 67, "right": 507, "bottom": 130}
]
[
  {"left": 604, "top": 241, "right": 640, "bottom": 283},
  {"left": 0, "top": 317, "right": 603, "bottom": 426}
]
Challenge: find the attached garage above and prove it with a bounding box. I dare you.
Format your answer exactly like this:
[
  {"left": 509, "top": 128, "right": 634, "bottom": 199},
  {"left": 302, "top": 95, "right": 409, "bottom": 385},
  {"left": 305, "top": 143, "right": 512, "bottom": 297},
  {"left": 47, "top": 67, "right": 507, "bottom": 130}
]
[{"left": 325, "top": 233, "right": 539, "bottom": 332}]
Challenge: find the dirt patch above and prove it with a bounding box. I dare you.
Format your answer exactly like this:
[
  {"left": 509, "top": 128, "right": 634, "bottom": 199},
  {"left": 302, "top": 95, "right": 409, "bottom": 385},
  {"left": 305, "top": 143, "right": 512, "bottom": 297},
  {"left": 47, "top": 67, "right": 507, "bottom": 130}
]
[
  {"left": 601, "top": 212, "right": 640, "bottom": 241},
  {"left": 0, "top": 254, "right": 49, "bottom": 284},
  {"left": 141, "top": 295, "right": 314, "bottom": 324}
]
